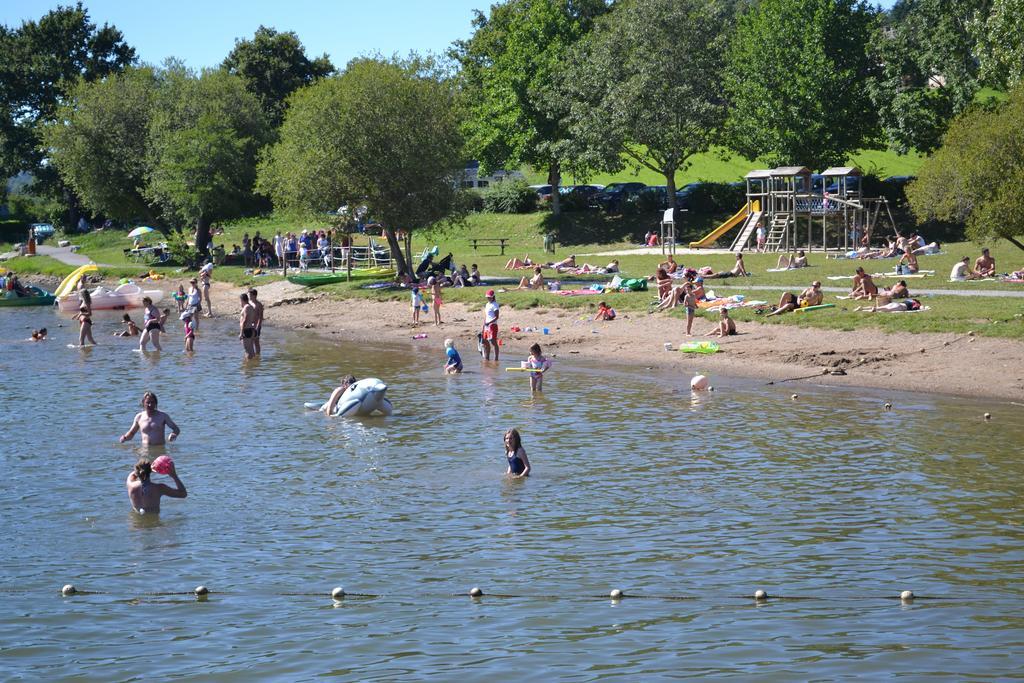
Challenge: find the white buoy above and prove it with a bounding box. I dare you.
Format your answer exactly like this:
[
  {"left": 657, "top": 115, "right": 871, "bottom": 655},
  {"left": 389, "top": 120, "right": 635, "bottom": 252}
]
[
  {"left": 331, "top": 586, "right": 346, "bottom": 600},
  {"left": 194, "top": 585, "right": 209, "bottom": 597},
  {"left": 884, "top": 402, "right": 892, "bottom": 410},
  {"left": 754, "top": 589, "right": 768, "bottom": 601},
  {"left": 900, "top": 590, "right": 914, "bottom": 601},
  {"left": 61, "top": 584, "right": 76, "bottom": 596},
  {"left": 691, "top": 374, "right": 709, "bottom": 391},
  {"left": 609, "top": 589, "right": 623, "bottom": 599},
  {"left": 984, "top": 413, "right": 992, "bottom": 420},
  {"left": 469, "top": 587, "right": 483, "bottom": 597},
  {"left": 791, "top": 394, "right": 798, "bottom": 400}
]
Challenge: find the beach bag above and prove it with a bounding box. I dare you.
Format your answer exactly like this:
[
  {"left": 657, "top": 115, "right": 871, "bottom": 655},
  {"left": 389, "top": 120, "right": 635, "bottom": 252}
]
[{"left": 619, "top": 278, "right": 647, "bottom": 292}]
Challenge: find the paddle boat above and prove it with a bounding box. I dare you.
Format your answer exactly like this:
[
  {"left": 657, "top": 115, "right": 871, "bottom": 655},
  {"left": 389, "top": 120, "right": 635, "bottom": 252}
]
[
  {"left": 56, "top": 283, "right": 164, "bottom": 312},
  {"left": 0, "top": 285, "right": 56, "bottom": 307},
  {"left": 305, "top": 378, "right": 393, "bottom": 417}
]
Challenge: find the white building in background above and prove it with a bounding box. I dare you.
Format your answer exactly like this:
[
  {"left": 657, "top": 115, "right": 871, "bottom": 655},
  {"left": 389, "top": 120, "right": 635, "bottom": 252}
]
[{"left": 460, "top": 161, "right": 524, "bottom": 189}]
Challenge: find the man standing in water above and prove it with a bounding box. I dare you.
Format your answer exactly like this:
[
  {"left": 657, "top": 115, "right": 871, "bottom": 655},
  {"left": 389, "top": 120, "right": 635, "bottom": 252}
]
[
  {"left": 239, "top": 292, "right": 258, "bottom": 359},
  {"left": 481, "top": 289, "right": 500, "bottom": 361},
  {"left": 248, "top": 288, "right": 264, "bottom": 355},
  {"left": 127, "top": 458, "right": 187, "bottom": 514},
  {"left": 120, "top": 392, "right": 180, "bottom": 445}
]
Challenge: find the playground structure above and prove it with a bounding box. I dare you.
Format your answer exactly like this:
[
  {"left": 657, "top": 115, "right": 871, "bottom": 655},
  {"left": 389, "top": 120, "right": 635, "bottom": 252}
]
[{"left": 689, "top": 166, "right": 897, "bottom": 252}]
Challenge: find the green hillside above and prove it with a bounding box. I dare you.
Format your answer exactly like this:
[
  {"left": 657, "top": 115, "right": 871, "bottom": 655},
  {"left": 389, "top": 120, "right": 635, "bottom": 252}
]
[{"left": 523, "top": 146, "right": 924, "bottom": 186}]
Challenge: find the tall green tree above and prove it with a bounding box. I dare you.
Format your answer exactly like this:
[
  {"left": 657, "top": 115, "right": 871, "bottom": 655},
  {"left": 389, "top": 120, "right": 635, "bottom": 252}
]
[
  {"left": 565, "top": 0, "right": 728, "bottom": 204},
  {"left": 723, "top": 0, "right": 876, "bottom": 171},
  {"left": 868, "top": 0, "right": 990, "bottom": 153},
  {"left": 222, "top": 25, "right": 334, "bottom": 127},
  {"left": 257, "top": 59, "right": 466, "bottom": 277},
  {"left": 971, "top": 0, "right": 1024, "bottom": 89},
  {"left": 146, "top": 67, "right": 271, "bottom": 255},
  {"left": 44, "top": 66, "right": 160, "bottom": 224},
  {"left": 908, "top": 87, "right": 1024, "bottom": 252},
  {"left": 452, "top": 0, "right": 607, "bottom": 214},
  {"left": 0, "top": 3, "right": 135, "bottom": 223}
]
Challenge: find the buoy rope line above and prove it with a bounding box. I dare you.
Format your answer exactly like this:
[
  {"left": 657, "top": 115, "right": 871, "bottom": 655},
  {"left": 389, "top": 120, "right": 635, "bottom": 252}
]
[{"left": 34, "top": 585, "right": 953, "bottom": 603}]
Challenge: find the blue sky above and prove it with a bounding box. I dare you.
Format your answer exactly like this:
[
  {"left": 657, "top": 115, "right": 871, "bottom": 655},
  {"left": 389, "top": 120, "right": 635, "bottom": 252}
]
[{"left": 3, "top": 0, "right": 898, "bottom": 70}]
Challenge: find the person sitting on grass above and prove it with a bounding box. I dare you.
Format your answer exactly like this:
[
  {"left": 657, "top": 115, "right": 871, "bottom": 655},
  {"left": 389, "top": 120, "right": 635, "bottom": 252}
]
[
  {"left": 767, "top": 281, "right": 823, "bottom": 316},
  {"left": 653, "top": 268, "right": 673, "bottom": 301},
  {"left": 703, "top": 252, "right": 749, "bottom": 279},
  {"left": 975, "top": 248, "right": 996, "bottom": 277},
  {"left": 880, "top": 280, "right": 910, "bottom": 300},
  {"left": 898, "top": 249, "right": 919, "bottom": 274},
  {"left": 517, "top": 266, "right": 546, "bottom": 290},
  {"left": 777, "top": 250, "right": 808, "bottom": 269},
  {"left": 950, "top": 256, "right": 978, "bottom": 281},
  {"left": 851, "top": 267, "right": 878, "bottom": 300},
  {"left": 658, "top": 255, "right": 679, "bottom": 274},
  {"left": 707, "top": 307, "right": 737, "bottom": 336}
]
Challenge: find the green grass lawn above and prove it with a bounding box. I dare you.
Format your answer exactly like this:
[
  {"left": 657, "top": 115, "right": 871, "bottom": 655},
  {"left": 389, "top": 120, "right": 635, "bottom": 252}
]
[
  {"left": 521, "top": 146, "right": 925, "bottom": 186},
  {"left": 6, "top": 210, "right": 1022, "bottom": 339}
]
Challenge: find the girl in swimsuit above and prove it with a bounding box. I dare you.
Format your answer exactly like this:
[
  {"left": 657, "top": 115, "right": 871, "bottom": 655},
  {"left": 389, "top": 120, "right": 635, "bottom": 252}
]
[
  {"left": 524, "top": 343, "right": 551, "bottom": 392},
  {"left": 75, "top": 304, "right": 96, "bottom": 346},
  {"left": 429, "top": 276, "right": 443, "bottom": 326},
  {"left": 173, "top": 284, "right": 187, "bottom": 312},
  {"left": 139, "top": 297, "right": 163, "bottom": 352},
  {"left": 504, "top": 428, "right": 531, "bottom": 478}
]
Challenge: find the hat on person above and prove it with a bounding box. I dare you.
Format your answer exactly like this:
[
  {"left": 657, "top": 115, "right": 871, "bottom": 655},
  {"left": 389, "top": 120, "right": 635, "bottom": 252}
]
[
  {"left": 485, "top": 289, "right": 495, "bottom": 297},
  {"left": 427, "top": 276, "right": 436, "bottom": 285},
  {"left": 180, "top": 311, "right": 192, "bottom": 321}
]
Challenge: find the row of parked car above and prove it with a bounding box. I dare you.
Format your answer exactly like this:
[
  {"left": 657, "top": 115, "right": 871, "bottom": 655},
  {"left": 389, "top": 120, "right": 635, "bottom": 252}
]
[{"left": 529, "top": 181, "right": 708, "bottom": 211}]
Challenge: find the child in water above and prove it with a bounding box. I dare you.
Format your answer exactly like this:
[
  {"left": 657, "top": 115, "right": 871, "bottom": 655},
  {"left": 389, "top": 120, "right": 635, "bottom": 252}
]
[
  {"left": 173, "top": 284, "right": 187, "bottom": 312},
  {"left": 594, "top": 301, "right": 616, "bottom": 321},
  {"left": 524, "top": 342, "right": 551, "bottom": 391},
  {"left": 181, "top": 310, "right": 195, "bottom": 353},
  {"left": 411, "top": 286, "right": 424, "bottom": 325},
  {"left": 30, "top": 327, "right": 47, "bottom": 341},
  {"left": 116, "top": 314, "right": 140, "bottom": 337},
  {"left": 74, "top": 304, "right": 96, "bottom": 346},
  {"left": 504, "top": 428, "right": 531, "bottom": 478},
  {"left": 443, "top": 338, "right": 463, "bottom": 374}
]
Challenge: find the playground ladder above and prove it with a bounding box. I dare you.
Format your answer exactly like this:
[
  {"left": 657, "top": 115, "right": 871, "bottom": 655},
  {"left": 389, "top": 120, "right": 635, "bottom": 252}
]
[
  {"left": 729, "top": 210, "right": 764, "bottom": 251},
  {"left": 765, "top": 212, "right": 791, "bottom": 252}
]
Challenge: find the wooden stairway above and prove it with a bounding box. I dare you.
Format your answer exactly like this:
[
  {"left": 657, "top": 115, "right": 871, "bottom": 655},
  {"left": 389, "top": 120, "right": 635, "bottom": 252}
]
[
  {"left": 765, "top": 213, "right": 791, "bottom": 252},
  {"left": 729, "top": 210, "right": 764, "bottom": 252}
]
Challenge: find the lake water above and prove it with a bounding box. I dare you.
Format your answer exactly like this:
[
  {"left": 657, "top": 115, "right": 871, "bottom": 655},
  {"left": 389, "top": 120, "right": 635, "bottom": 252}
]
[{"left": 1, "top": 307, "right": 1023, "bottom": 680}]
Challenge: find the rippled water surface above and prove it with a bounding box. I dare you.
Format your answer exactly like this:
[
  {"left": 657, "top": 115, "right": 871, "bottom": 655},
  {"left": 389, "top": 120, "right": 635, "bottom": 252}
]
[{"left": 1, "top": 308, "right": 1023, "bottom": 680}]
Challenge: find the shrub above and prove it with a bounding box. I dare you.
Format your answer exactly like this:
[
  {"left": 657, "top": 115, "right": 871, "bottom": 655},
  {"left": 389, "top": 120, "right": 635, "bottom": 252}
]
[
  {"left": 635, "top": 189, "right": 664, "bottom": 213},
  {"left": 482, "top": 179, "right": 537, "bottom": 213},
  {"left": 165, "top": 229, "right": 200, "bottom": 269},
  {"left": 685, "top": 182, "right": 745, "bottom": 214}
]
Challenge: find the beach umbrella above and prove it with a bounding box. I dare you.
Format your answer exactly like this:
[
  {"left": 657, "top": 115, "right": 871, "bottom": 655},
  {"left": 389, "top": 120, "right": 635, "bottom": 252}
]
[{"left": 127, "top": 226, "right": 157, "bottom": 238}]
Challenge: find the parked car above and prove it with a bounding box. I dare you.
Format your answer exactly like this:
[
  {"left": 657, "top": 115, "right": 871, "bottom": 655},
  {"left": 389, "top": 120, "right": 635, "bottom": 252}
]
[
  {"left": 674, "top": 182, "right": 705, "bottom": 208},
  {"left": 559, "top": 184, "right": 604, "bottom": 196},
  {"left": 529, "top": 184, "right": 553, "bottom": 201},
  {"left": 29, "top": 222, "right": 55, "bottom": 240},
  {"left": 595, "top": 182, "right": 647, "bottom": 211}
]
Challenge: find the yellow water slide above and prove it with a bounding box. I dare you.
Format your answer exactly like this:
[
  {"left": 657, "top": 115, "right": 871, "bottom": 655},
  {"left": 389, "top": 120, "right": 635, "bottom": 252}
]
[
  {"left": 53, "top": 264, "right": 99, "bottom": 297},
  {"left": 688, "top": 200, "right": 759, "bottom": 248}
]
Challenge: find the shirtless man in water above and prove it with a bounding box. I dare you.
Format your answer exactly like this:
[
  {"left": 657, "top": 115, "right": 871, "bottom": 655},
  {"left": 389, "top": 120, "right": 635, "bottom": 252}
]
[
  {"left": 248, "top": 288, "right": 264, "bottom": 355},
  {"left": 126, "top": 458, "right": 187, "bottom": 514},
  {"left": 239, "top": 292, "right": 258, "bottom": 359},
  {"left": 120, "top": 391, "right": 180, "bottom": 445}
]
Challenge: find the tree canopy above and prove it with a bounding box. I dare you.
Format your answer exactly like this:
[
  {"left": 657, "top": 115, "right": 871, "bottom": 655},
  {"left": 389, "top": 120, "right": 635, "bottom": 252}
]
[
  {"left": 971, "top": 0, "right": 1024, "bottom": 89},
  {"left": 222, "top": 25, "right": 334, "bottom": 127},
  {"left": 452, "top": 0, "right": 607, "bottom": 213},
  {"left": 257, "top": 59, "right": 466, "bottom": 276},
  {"left": 868, "top": 0, "right": 989, "bottom": 153},
  {"left": 723, "top": 0, "right": 876, "bottom": 171},
  {"left": 0, "top": 2, "right": 135, "bottom": 219},
  {"left": 566, "top": 0, "right": 728, "bottom": 202},
  {"left": 907, "top": 86, "right": 1024, "bottom": 251}
]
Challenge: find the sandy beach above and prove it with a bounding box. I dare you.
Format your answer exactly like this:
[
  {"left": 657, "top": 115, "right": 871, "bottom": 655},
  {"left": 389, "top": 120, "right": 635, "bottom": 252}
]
[{"left": 193, "top": 279, "right": 1024, "bottom": 402}]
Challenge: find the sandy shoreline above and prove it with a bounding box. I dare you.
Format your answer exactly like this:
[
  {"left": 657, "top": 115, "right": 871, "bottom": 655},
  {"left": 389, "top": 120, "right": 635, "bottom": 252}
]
[
  {"left": 40, "top": 273, "right": 1021, "bottom": 401},
  {"left": 189, "top": 279, "right": 1021, "bottom": 402}
]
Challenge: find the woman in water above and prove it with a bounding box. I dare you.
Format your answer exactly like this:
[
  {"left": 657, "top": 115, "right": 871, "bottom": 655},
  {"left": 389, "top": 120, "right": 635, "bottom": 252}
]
[
  {"left": 126, "top": 458, "right": 187, "bottom": 514},
  {"left": 74, "top": 304, "right": 96, "bottom": 346},
  {"left": 504, "top": 428, "right": 531, "bottom": 478},
  {"left": 139, "top": 296, "right": 163, "bottom": 352}
]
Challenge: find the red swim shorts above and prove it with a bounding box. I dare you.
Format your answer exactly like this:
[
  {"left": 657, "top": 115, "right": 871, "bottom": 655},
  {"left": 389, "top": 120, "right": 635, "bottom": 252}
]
[{"left": 483, "top": 322, "right": 498, "bottom": 341}]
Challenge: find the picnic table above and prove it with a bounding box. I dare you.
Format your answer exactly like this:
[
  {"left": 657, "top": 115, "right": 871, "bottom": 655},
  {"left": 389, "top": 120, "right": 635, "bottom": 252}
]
[{"left": 468, "top": 237, "right": 510, "bottom": 255}]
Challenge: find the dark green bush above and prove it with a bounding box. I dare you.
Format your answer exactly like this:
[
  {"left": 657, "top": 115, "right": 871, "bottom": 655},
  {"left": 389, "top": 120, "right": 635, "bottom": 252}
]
[{"left": 482, "top": 180, "right": 537, "bottom": 213}]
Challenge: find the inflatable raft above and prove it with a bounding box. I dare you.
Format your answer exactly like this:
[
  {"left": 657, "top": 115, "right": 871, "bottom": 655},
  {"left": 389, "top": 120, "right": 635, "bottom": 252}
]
[{"left": 305, "top": 378, "right": 393, "bottom": 417}]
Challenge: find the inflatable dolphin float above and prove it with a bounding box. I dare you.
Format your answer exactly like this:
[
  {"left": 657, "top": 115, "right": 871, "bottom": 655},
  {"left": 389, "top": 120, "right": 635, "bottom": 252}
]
[{"left": 305, "top": 378, "right": 393, "bottom": 417}]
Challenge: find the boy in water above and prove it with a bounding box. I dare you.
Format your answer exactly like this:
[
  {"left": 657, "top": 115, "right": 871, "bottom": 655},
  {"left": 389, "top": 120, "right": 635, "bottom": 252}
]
[
  {"left": 126, "top": 458, "right": 187, "bottom": 514},
  {"left": 443, "top": 338, "right": 463, "bottom": 374},
  {"left": 115, "top": 314, "right": 140, "bottom": 337},
  {"left": 524, "top": 342, "right": 551, "bottom": 392}
]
